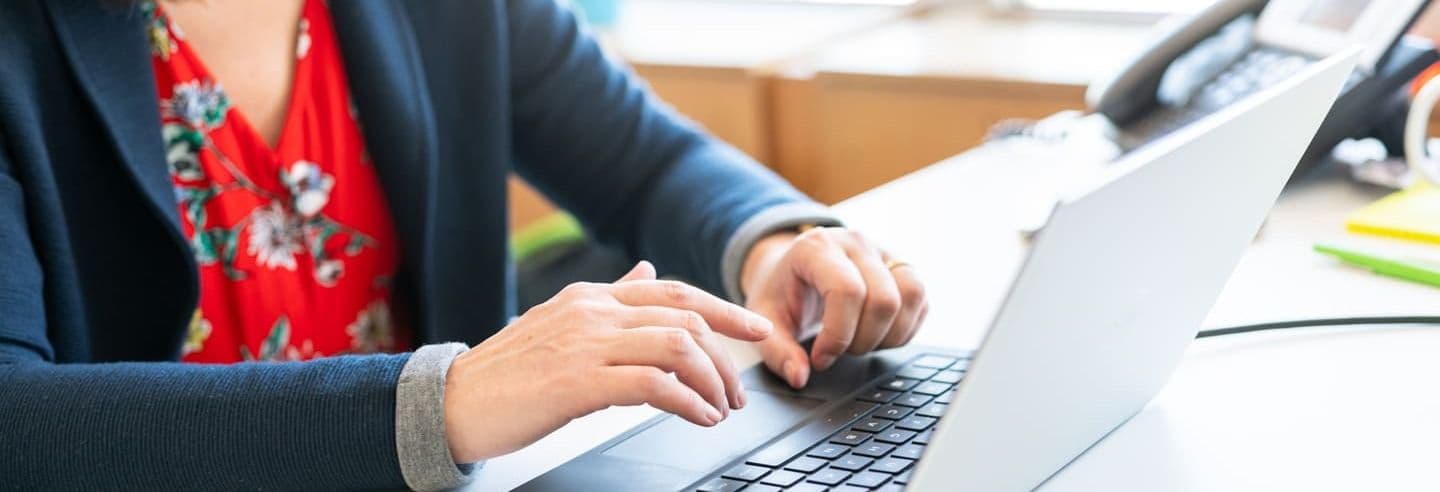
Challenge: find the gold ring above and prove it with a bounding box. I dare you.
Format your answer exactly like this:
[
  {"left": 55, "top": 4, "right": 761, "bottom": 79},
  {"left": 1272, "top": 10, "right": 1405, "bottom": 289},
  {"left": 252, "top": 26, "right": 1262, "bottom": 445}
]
[{"left": 884, "top": 259, "right": 910, "bottom": 271}]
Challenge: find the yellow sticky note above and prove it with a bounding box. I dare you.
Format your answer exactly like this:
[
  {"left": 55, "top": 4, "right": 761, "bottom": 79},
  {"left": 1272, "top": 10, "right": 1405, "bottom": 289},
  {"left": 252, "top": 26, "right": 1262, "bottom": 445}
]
[{"left": 1346, "top": 183, "right": 1440, "bottom": 245}]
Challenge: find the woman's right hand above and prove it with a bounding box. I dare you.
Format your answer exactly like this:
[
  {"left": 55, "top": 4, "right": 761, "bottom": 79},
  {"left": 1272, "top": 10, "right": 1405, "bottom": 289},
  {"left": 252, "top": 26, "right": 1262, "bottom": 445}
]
[{"left": 442, "top": 261, "right": 774, "bottom": 463}]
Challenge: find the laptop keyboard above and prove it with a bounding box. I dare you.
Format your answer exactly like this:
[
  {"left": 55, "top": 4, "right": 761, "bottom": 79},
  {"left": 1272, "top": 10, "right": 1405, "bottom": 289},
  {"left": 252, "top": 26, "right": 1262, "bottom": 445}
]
[{"left": 693, "top": 354, "right": 970, "bottom": 492}]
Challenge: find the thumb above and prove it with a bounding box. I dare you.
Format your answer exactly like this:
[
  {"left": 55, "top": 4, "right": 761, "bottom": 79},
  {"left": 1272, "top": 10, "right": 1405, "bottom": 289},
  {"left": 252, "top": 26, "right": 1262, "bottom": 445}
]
[
  {"left": 753, "top": 304, "right": 812, "bottom": 389},
  {"left": 617, "top": 260, "right": 657, "bottom": 282}
]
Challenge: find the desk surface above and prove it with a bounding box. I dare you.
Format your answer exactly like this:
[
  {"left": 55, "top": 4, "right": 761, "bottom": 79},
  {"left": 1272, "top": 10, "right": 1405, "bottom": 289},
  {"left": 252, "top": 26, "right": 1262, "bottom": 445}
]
[{"left": 471, "top": 141, "right": 1440, "bottom": 491}]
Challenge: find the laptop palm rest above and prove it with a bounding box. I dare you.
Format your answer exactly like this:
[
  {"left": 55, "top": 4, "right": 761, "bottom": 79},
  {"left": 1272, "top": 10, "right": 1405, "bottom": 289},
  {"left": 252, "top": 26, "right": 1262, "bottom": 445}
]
[
  {"left": 603, "top": 391, "right": 822, "bottom": 471},
  {"left": 515, "top": 347, "right": 922, "bottom": 491}
]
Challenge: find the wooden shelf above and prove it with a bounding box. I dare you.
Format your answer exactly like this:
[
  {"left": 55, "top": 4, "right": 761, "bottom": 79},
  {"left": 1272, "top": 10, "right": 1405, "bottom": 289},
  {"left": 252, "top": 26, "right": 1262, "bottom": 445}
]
[
  {"left": 776, "top": 4, "right": 1154, "bottom": 202},
  {"left": 510, "top": 1, "right": 1160, "bottom": 228}
]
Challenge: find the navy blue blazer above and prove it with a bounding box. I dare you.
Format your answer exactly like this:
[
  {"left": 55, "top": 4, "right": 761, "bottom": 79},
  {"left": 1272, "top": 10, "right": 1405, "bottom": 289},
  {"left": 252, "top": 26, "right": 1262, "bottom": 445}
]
[{"left": 0, "top": 0, "right": 810, "bottom": 489}]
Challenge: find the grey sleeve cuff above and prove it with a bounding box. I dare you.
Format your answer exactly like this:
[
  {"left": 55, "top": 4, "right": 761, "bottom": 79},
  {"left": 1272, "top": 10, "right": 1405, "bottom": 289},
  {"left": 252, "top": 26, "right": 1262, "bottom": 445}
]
[
  {"left": 396, "top": 342, "right": 475, "bottom": 491},
  {"left": 720, "top": 201, "right": 844, "bottom": 304}
]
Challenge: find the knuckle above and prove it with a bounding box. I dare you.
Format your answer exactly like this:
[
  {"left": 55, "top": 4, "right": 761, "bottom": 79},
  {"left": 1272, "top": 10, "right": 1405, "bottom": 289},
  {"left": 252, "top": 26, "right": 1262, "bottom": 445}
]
[
  {"left": 847, "top": 229, "right": 868, "bottom": 244},
  {"left": 816, "top": 336, "right": 848, "bottom": 354},
  {"left": 560, "top": 282, "right": 600, "bottom": 298},
  {"left": 660, "top": 281, "right": 692, "bottom": 304},
  {"left": 834, "top": 279, "right": 866, "bottom": 301},
  {"left": 800, "top": 230, "right": 832, "bottom": 248},
  {"left": 567, "top": 300, "right": 613, "bottom": 325},
  {"left": 640, "top": 369, "right": 671, "bottom": 397},
  {"left": 680, "top": 311, "right": 708, "bottom": 334},
  {"left": 899, "top": 280, "right": 926, "bottom": 302},
  {"left": 661, "top": 328, "right": 696, "bottom": 356},
  {"left": 870, "top": 292, "right": 902, "bottom": 318}
]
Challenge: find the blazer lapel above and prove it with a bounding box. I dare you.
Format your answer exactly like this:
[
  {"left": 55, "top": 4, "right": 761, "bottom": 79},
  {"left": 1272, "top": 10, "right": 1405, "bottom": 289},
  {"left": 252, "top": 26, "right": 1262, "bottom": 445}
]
[
  {"left": 47, "top": 1, "right": 182, "bottom": 235},
  {"left": 329, "top": 1, "right": 440, "bottom": 334}
]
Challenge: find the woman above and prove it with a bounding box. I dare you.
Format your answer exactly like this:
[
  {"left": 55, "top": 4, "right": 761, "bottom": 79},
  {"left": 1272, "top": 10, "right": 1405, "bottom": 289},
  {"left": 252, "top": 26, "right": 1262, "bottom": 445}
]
[{"left": 0, "top": 0, "right": 928, "bottom": 490}]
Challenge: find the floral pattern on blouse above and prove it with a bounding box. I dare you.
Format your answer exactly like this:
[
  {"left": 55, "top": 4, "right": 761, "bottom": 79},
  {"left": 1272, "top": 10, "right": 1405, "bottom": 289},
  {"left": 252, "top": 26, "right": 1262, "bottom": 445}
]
[{"left": 146, "top": 0, "right": 408, "bottom": 362}]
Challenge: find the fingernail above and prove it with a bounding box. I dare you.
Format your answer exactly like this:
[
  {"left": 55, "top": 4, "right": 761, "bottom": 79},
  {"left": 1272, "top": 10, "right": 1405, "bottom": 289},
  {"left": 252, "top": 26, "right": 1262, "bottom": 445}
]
[
  {"left": 736, "top": 382, "right": 748, "bottom": 409},
  {"left": 783, "top": 360, "right": 806, "bottom": 388},
  {"left": 814, "top": 353, "right": 835, "bottom": 371},
  {"left": 752, "top": 318, "right": 773, "bottom": 337},
  {"left": 706, "top": 405, "right": 724, "bottom": 425}
]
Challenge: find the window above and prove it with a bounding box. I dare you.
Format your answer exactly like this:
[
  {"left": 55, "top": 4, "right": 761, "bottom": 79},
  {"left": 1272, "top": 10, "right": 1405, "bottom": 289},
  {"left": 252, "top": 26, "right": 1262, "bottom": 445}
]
[{"left": 991, "top": 0, "right": 1216, "bottom": 17}]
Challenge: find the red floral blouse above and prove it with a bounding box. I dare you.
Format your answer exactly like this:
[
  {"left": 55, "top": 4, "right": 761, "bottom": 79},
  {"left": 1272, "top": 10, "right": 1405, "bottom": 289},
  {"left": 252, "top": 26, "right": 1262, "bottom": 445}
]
[{"left": 146, "top": 0, "right": 409, "bottom": 362}]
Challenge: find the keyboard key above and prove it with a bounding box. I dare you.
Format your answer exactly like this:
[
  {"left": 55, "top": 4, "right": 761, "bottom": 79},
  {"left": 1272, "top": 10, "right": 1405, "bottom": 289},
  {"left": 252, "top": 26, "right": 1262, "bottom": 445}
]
[
  {"left": 913, "top": 355, "right": 956, "bottom": 369},
  {"left": 831, "top": 431, "right": 870, "bottom": 446},
  {"left": 895, "top": 366, "right": 938, "bottom": 380},
  {"left": 858, "top": 389, "right": 901, "bottom": 403},
  {"left": 789, "top": 484, "right": 828, "bottom": 492},
  {"left": 870, "top": 457, "right": 913, "bottom": 474},
  {"left": 837, "top": 486, "right": 873, "bottom": 492},
  {"left": 808, "top": 467, "right": 852, "bottom": 486},
  {"left": 879, "top": 377, "right": 920, "bottom": 392},
  {"left": 853, "top": 442, "right": 895, "bottom": 458},
  {"left": 852, "top": 418, "right": 892, "bottom": 433},
  {"left": 895, "top": 416, "right": 936, "bottom": 431},
  {"left": 872, "top": 405, "right": 912, "bottom": 420},
  {"left": 912, "top": 382, "right": 950, "bottom": 396},
  {"left": 913, "top": 429, "right": 934, "bottom": 445},
  {"left": 893, "top": 393, "right": 931, "bottom": 408},
  {"left": 722, "top": 464, "right": 770, "bottom": 482},
  {"left": 892, "top": 443, "right": 925, "bottom": 460},
  {"left": 894, "top": 468, "right": 914, "bottom": 484},
  {"left": 746, "top": 401, "right": 878, "bottom": 467},
  {"left": 878, "top": 484, "right": 906, "bottom": 492},
  {"left": 935, "top": 390, "right": 956, "bottom": 404},
  {"left": 760, "top": 470, "right": 804, "bottom": 487},
  {"left": 951, "top": 359, "right": 971, "bottom": 371},
  {"left": 875, "top": 429, "right": 916, "bottom": 444},
  {"left": 848, "top": 471, "right": 891, "bottom": 488},
  {"left": 746, "top": 485, "right": 781, "bottom": 492},
  {"left": 932, "top": 370, "right": 963, "bottom": 384},
  {"left": 784, "top": 457, "right": 827, "bottom": 473},
  {"left": 916, "top": 403, "right": 947, "bottom": 418},
  {"left": 695, "top": 477, "right": 746, "bottom": 492},
  {"left": 831, "top": 454, "right": 873, "bottom": 471},
  {"left": 807, "top": 444, "right": 848, "bottom": 459}
]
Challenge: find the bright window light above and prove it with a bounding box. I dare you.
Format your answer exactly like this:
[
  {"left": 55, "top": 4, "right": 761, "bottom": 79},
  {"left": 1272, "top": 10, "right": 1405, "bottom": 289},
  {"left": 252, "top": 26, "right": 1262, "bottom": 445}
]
[{"left": 997, "top": 0, "right": 1216, "bottom": 16}]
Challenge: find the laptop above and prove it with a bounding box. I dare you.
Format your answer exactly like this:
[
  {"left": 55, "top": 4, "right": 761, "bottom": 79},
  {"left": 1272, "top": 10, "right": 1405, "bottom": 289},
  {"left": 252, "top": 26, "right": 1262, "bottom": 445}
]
[{"left": 516, "top": 49, "right": 1358, "bottom": 492}]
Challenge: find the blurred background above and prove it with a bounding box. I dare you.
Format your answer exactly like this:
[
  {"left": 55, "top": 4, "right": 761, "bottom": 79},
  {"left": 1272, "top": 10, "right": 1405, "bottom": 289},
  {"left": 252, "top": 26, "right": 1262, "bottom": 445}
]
[
  {"left": 509, "top": 0, "right": 1440, "bottom": 230},
  {"left": 507, "top": 0, "right": 1440, "bottom": 307}
]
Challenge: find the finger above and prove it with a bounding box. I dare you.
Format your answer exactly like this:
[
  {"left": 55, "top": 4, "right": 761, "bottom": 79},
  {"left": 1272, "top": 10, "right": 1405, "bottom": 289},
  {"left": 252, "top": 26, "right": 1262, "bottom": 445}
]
[
  {"left": 601, "top": 366, "right": 722, "bottom": 427},
  {"left": 606, "top": 327, "right": 729, "bottom": 419},
  {"left": 840, "top": 236, "right": 902, "bottom": 355},
  {"left": 880, "top": 263, "right": 926, "bottom": 349},
  {"left": 617, "top": 260, "right": 657, "bottom": 282},
  {"left": 899, "top": 303, "right": 930, "bottom": 347},
  {"left": 624, "top": 306, "right": 746, "bottom": 410},
  {"left": 609, "top": 280, "right": 773, "bottom": 341},
  {"left": 793, "top": 238, "right": 866, "bottom": 371},
  {"left": 752, "top": 303, "right": 812, "bottom": 389}
]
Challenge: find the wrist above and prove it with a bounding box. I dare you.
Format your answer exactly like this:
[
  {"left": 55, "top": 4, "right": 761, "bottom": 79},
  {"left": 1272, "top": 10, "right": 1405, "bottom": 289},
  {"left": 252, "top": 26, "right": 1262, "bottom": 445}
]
[{"left": 739, "top": 230, "right": 798, "bottom": 300}]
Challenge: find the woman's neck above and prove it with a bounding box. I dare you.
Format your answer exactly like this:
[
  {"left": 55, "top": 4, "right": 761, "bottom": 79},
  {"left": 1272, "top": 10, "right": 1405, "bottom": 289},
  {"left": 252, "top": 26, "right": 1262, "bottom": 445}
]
[{"left": 160, "top": 0, "right": 306, "bottom": 147}]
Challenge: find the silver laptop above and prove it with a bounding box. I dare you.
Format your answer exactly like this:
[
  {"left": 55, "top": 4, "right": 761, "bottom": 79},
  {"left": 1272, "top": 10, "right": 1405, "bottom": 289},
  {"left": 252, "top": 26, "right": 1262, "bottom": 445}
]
[{"left": 517, "top": 49, "right": 1358, "bottom": 492}]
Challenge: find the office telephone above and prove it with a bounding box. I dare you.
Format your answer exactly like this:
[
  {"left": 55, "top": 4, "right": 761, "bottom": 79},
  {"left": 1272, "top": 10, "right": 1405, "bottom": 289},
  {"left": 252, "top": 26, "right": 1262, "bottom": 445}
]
[{"left": 1086, "top": 0, "right": 1438, "bottom": 177}]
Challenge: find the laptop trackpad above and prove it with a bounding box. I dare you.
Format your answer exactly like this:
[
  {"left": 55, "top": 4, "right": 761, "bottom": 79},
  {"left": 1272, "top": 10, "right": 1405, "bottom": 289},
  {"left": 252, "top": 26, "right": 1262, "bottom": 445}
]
[{"left": 602, "top": 391, "right": 823, "bottom": 472}]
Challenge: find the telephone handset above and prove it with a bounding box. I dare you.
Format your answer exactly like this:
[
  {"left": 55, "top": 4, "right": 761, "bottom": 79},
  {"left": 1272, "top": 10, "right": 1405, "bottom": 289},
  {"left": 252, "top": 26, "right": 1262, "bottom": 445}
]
[
  {"left": 1086, "top": 0, "right": 1438, "bottom": 177},
  {"left": 1087, "top": 0, "right": 1267, "bottom": 126}
]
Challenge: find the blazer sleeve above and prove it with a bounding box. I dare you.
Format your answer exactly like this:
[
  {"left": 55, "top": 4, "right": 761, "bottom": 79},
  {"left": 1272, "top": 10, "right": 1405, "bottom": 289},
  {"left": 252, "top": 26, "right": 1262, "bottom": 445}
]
[
  {"left": 506, "top": 0, "right": 819, "bottom": 294},
  {"left": 0, "top": 154, "right": 412, "bottom": 490}
]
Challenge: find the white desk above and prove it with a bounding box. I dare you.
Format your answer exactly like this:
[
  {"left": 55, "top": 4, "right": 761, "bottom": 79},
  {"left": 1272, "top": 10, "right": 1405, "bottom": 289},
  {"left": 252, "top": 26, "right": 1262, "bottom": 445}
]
[{"left": 470, "top": 142, "right": 1440, "bottom": 491}]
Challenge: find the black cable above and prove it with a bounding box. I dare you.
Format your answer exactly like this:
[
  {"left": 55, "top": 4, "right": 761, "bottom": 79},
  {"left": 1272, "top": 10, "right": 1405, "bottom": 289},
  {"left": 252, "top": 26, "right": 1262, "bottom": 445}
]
[{"left": 1196, "top": 315, "right": 1440, "bottom": 339}]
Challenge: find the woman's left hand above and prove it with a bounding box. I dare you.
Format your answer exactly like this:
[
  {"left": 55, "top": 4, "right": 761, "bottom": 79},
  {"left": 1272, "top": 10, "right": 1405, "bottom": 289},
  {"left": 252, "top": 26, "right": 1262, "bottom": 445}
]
[{"left": 740, "top": 227, "right": 928, "bottom": 389}]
